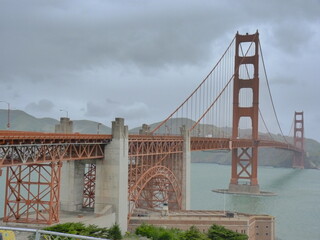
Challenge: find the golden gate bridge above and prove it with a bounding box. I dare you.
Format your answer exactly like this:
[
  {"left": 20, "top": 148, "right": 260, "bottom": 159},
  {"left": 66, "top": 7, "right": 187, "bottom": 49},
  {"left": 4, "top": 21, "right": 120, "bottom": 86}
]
[{"left": 0, "top": 31, "right": 305, "bottom": 228}]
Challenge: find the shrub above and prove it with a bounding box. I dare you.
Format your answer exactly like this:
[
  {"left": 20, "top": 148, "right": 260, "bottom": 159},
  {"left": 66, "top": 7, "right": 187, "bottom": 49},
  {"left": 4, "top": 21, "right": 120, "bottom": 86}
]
[
  {"left": 207, "top": 224, "right": 248, "bottom": 240},
  {"left": 181, "top": 226, "right": 209, "bottom": 240},
  {"left": 39, "top": 222, "right": 121, "bottom": 239}
]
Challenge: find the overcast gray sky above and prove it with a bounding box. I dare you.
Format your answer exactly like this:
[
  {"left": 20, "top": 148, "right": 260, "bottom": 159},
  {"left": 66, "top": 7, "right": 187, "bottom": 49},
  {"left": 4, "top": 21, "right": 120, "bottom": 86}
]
[{"left": 0, "top": 0, "right": 319, "bottom": 140}]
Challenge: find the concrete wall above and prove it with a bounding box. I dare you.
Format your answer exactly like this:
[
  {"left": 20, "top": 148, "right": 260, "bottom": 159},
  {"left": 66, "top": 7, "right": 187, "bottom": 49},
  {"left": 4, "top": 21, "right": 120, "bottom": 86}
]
[
  {"left": 55, "top": 118, "right": 86, "bottom": 211},
  {"left": 55, "top": 117, "right": 73, "bottom": 134},
  {"left": 60, "top": 161, "right": 86, "bottom": 211},
  {"left": 95, "top": 118, "right": 129, "bottom": 232}
]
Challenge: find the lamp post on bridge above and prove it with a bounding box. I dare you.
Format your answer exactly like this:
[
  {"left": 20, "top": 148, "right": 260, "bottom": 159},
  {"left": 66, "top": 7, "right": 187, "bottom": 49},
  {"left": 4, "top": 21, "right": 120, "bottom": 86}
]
[
  {"left": 59, "top": 109, "right": 69, "bottom": 118},
  {"left": 0, "top": 100, "right": 10, "bottom": 129}
]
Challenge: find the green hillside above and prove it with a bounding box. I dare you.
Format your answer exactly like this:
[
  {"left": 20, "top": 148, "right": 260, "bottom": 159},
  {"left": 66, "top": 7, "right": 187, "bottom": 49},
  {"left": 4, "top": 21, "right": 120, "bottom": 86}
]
[
  {"left": 73, "top": 120, "right": 111, "bottom": 134},
  {"left": 0, "top": 109, "right": 111, "bottom": 134}
]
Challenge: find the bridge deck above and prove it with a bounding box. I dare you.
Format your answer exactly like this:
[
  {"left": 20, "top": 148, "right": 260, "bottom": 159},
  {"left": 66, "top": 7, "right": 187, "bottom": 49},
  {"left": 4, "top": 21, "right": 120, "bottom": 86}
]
[{"left": 0, "top": 131, "right": 301, "bottom": 168}]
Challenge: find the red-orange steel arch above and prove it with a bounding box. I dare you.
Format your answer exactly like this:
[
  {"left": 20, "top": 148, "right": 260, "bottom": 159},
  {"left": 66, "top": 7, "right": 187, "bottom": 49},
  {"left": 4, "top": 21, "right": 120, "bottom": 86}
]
[{"left": 128, "top": 165, "right": 182, "bottom": 220}]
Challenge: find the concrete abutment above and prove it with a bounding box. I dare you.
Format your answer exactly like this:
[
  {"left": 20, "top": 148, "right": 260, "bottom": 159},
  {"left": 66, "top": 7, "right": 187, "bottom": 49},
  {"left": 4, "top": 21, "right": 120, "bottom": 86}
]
[
  {"left": 56, "top": 118, "right": 86, "bottom": 212},
  {"left": 94, "top": 118, "right": 128, "bottom": 232}
]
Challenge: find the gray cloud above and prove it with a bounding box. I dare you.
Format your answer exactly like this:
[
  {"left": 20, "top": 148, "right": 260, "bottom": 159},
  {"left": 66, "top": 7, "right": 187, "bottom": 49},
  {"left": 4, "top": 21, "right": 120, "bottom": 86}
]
[
  {"left": 1, "top": 0, "right": 319, "bottom": 82},
  {"left": 85, "top": 99, "right": 149, "bottom": 125},
  {"left": 117, "top": 102, "right": 149, "bottom": 120},
  {"left": 0, "top": 0, "right": 319, "bottom": 139},
  {"left": 85, "top": 101, "right": 109, "bottom": 118}
]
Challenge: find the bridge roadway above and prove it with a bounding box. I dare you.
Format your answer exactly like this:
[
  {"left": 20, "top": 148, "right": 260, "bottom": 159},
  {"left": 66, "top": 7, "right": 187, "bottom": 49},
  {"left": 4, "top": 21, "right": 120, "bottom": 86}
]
[{"left": 0, "top": 130, "right": 301, "bottom": 168}]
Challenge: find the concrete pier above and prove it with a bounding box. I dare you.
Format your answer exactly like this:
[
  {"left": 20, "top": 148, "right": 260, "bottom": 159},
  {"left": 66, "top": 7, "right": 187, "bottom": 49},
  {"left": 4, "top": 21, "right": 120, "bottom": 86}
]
[
  {"left": 55, "top": 117, "right": 73, "bottom": 134},
  {"left": 228, "top": 183, "right": 260, "bottom": 195},
  {"left": 60, "top": 161, "right": 86, "bottom": 211},
  {"left": 55, "top": 118, "right": 86, "bottom": 212},
  {"left": 94, "top": 118, "right": 129, "bottom": 232}
]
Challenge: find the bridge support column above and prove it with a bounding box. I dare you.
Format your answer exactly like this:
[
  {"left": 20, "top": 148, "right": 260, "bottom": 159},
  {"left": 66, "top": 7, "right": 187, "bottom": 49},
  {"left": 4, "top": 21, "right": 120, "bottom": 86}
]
[
  {"left": 60, "top": 161, "right": 86, "bottom": 211},
  {"left": 55, "top": 117, "right": 73, "bottom": 134},
  {"left": 229, "top": 31, "right": 260, "bottom": 194},
  {"left": 181, "top": 126, "right": 191, "bottom": 210},
  {"left": 293, "top": 112, "right": 305, "bottom": 169},
  {"left": 55, "top": 117, "right": 86, "bottom": 211},
  {"left": 95, "top": 118, "right": 128, "bottom": 232}
]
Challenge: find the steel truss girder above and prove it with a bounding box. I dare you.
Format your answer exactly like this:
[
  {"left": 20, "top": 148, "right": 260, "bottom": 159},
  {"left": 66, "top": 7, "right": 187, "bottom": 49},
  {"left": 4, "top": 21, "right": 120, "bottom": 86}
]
[
  {"left": 83, "top": 164, "right": 96, "bottom": 208},
  {"left": 0, "top": 131, "right": 111, "bottom": 145},
  {"left": 191, "top": 137, "right": 230, "bottom": 151},
  {"left": 0, "top": 143, "right": 104, "bottom": 167},
  {"left": 128, "top": 136, "right": 183, "bottom": 157},
  {"left": 3, "top": 162, "right": 61, "bottom": 224}
]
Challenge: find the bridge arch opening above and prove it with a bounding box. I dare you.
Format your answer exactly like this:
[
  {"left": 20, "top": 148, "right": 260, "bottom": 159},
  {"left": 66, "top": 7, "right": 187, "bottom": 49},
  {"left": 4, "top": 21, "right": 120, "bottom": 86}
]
[
  {"left": 129, "top": 165, "right": 182, "bottom": 219},
  {"left": 238, "top": 42, "right": 256, "bottom": 57},
  {"left": 238, "top": 117, "right": 252, "bottom": 139},
  {"left": 239, "top": 63, "right": 255, "bottom": 79},
  {"left": 239, "top": 88, "right": 253, "bottom": 108},
  {"left": 296, "top": 122, "right": 303, "bottom": 129},
  {"left": 295, "top": 131, "right": 302, "bottom": 138}
]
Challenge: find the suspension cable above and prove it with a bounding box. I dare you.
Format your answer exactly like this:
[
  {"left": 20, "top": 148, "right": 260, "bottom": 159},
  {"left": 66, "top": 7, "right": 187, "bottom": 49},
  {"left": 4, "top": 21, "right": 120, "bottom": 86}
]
[
  {"left": 151, "top": 36, "right": 236, "bottom": 134},
  {"left": 259, "top": 39, "right": 288, "bottom": 143},
  {"left": 190, "top": 36, "right": 257, "bottom": 131},
  {"left": 259, "top": 108, "right": 274, "bottom": 140},
  {"left": 288, "top": 115, "right": 294, "bottom": 138},
  {"left": 239, "top": 44, "right": 274, "bottom": 140}
]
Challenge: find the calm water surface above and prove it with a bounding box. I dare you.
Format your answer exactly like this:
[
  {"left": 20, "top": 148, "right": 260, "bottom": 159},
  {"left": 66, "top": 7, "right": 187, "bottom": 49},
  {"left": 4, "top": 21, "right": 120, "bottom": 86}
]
[
  {"left": 0, "top": 163, "right": 319, "bottom": 240},
  {"left": 191, "top": 163, "right": 320, "bottom": 240}
]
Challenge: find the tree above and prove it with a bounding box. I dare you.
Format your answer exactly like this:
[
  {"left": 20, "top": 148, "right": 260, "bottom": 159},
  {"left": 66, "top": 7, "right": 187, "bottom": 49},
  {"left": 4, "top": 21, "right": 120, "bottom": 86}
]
[
  {"left": 181, "top": 226, "right": 209, "bottom": 240},
  {"left": 207, "top": 224, "right": 248, "bottom": 240},
  {"left": 38, "top": 222, "right": 121, "bottom": 239},
  {"left": 135, "top": 223, "right": 181, "bottom": 240},
  {"left": 108, "top": 224, "right": 122, "bottom": 240}
]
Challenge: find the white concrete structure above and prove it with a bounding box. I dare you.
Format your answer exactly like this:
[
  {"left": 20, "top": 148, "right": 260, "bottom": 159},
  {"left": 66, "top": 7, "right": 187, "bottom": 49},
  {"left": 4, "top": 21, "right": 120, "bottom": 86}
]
[
  {"left": 94, "top": 118, "right": 129, "bottom": 232},
  {"left": 56, "top": 118, "right": 86, "bottom": 212}
]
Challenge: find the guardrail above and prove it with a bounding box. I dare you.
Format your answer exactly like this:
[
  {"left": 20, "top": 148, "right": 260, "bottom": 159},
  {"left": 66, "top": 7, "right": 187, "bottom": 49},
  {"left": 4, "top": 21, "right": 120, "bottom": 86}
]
[{"left": 0, "top": 226, "right": 109, "bottom": 240}]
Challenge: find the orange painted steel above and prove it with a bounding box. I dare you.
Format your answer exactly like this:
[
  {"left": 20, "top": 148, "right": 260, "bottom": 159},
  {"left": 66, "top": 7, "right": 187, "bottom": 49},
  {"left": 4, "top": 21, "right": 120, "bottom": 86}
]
[
  {"left": 293, "top": 112, "right": 305, "bottom": 168},
  {"left": 0, "top": 131, "right": 303, "bottom": 225},
  {"left": 0, "top": 131, "right": 111, "bottom": 224},
  {"left": 128, "top": 135, "right": 183, "bottom": 219},
  {"left": 127, "top": 134, "right": 301, "bottom": 219},
  {"left": 231, "top": 32, "right": 260, "bottom": 186},
  {"left": 0, "top": 131, "right": 111, "bottom": 167},
  {"left": 191, "top": 137, "right": 301, "bottom": 152},
  {"left": 3, "top": 162, "right": 61, "bottom": 224},
  {"left": 0, "top": 130, "right": 112, "bottom": 143},
  {"left": 83, "top": 163, "right": 96, "bottom": 208}
]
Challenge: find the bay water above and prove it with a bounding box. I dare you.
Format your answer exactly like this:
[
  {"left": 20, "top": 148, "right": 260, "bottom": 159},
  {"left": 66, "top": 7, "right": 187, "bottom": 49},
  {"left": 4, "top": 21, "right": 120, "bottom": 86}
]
[{"left": 0, "top": 163, "right": 319, "bottom": 240}]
